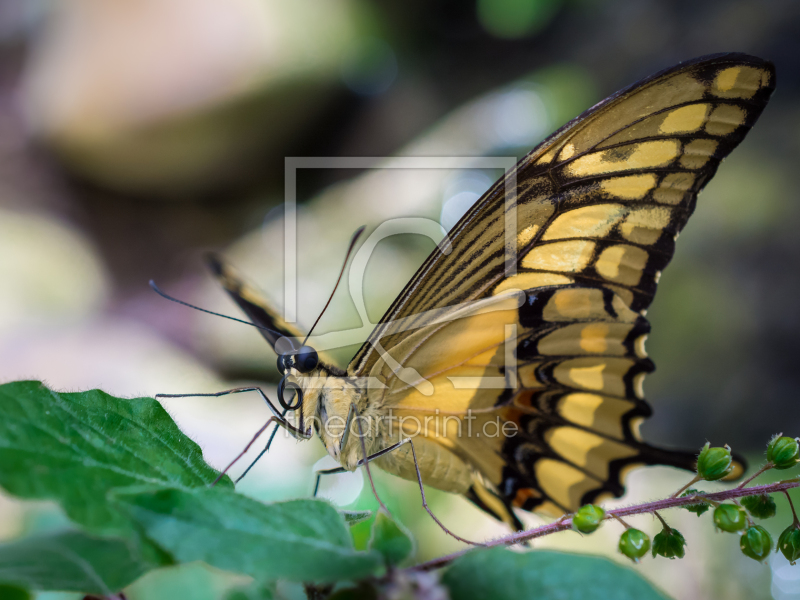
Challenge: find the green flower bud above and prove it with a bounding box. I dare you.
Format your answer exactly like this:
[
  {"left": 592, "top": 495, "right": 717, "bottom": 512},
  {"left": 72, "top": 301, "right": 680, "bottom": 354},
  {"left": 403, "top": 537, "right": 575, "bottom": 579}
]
[
  {"left": 778, "top": 524, "right": 800, "bottom": 565},
  {"left": 652, "top": 527, "right": 686, "bottom": 559},
  {"left": 618, "top": 528, "right": 651, "bottom": 563},
  {"left": 571, "top": 504, "right": 605, "bottom": 534},
  {"left": 713, "top": 504, "right": 747, "bottom": 532},
  {"left": 681, "top": 489, "right": 710, "bottom": 516},
  {"left": 696, "top": 442, "right": 733, "bottom": 481},
  {"left": 766, "top": 435, "right": 800, "bottom": 470},
  {"left": 740, "top": 525, "right": 773, "bottom": 562},
  {"left": 741, "top": 494, "right": 777, "bottom": 520}
]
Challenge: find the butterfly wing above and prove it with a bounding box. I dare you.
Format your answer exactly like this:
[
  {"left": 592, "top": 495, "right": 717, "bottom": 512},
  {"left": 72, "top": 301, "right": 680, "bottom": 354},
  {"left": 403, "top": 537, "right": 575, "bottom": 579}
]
[
  {"left": 347, "top": 53, "right": 775, "bottom": 523},
  {"left": 207, "top": 254, "right": 341, "bottom": 370}
]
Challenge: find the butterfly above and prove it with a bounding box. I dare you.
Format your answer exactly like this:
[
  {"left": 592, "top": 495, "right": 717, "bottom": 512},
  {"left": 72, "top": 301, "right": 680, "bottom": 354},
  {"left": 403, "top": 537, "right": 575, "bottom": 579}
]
[{"left": 158, "top": 53, "right": 775, "bottom": 534}]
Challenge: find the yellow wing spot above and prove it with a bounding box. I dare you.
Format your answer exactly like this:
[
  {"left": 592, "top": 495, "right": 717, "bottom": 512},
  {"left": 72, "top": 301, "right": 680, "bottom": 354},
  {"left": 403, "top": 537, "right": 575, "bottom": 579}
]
[
  {"left": 610, "top": 292, "right": 638, "bottom": 319},
  {"left": 545, "top": 427, "right": 639, "bottom": 480},
  {"left": 712, "top": 66, "right": 765, "bottom": 99},
  {"left": 654, "top": 270, "right": 662, "bottom": 283},
  {"left": 633, "top": 372, "right": 646, "bottom": 399},
  {"left": 680, "top": 139, "right": 719, "bottom": 169},
  {"left": 543, "top": 204, "right": 627, "bottom": 241},
  {"left": 705, "top": 104, "right": 746, "bottom": 136},
  {"left": 653, "top": 172, "right": 695, "bottom": 205},
  {"left": 659, "top": 104, "right": 709, "bottom": 134},
  {"left": 556, "top": 357, "right": 632, "bottom": 397},
  {"left": 544, "top": 288, "right": 604, "bottom": 321},
  {"left": 556, "top": 393, "right": 632, "bottom": 440},
  {"left": 559, "top": 143, "right": 577, "bottom": 161},
  {"left": 493, "top": 272, "right": 572, "bottom": 296},
  {"left": 536, "top": 145, "right": 560, "bottom": 165},
  {"left": 535, "top": 458, "right": 598, "bottom": 510},
  {"left": 534, "top": 501, "right": 565, "bottom": 517},
  {"left": 634, "top": 333, "right": 648, "bottom": 358},
  {"left": 567, "top": 362, "right": 606, "bottom": 390},
  {"left": 566, "top": 140, "right": 680, "bottom": 178},
  {"left": 580, "top": 323, "right": 611, "bottom": 353},
  {"left": 538, "top": 322, "right": 629, "bottom": 356},
  {"left": 521, "top": 240, "right": 596, "bottom": 273},
  {"left": 629, "top": 416, "right": 645, "bottom": 441},
  {"left": 517, "top": 224, "right": 541, "bottom": 249},
  {"left": 620, "top": 205, "right": 672, "bottom": 245},
  {"left": 715, "top": 67, "right": 740, "bottom": 92},
  {"left": 600, "top": 174, "right": 657, "bottom": 200},
  {"left": 595, "top": 244, "right": 649, "bottom": 286}
]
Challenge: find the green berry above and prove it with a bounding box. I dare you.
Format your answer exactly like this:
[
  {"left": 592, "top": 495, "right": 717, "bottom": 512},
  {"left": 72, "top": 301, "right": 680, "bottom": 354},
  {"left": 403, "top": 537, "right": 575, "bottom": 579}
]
[
  {"left": 778, "top": 524, "right": 800, "bottom": 565},
  {"left": 652, "top": 527, "right": 686, "bottom": 559},
  {"left": 681, "top": 489, "right": 710, "bottom": 516},
  {"left": 741, "top": 494, "right": 777, "bottom": 520},
  {"left": 696, "top": 442, "right": 733, "bottom": 481},
  {"left": 713, "top": 504, "right": 747, "bottom": 532},
  {"left": 766, "top": 435, "right": 800, "bottom": 470},
  {"left": 740, "top": 525, "right": 773, "bottom": 562},
  {"left": 618, "top": 528, "right": 651, "bottom": 563},
  {"left": 571, "top": 504, "right": 605, "bottom": 534}
]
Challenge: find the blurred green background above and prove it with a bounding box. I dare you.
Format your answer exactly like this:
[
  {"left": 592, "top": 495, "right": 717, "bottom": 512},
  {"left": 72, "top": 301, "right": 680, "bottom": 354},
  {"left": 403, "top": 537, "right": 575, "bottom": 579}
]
[{"left": 0, "top": 0, "right": 799, "bottom": 598}]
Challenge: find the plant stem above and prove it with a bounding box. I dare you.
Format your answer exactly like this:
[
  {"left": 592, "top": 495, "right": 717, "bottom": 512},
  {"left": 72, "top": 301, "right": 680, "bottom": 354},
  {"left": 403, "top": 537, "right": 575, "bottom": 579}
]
[
  {"left": 784, "top": 490, "right": 800, "bottom": 527},
  {"left": 671, "top": 474, "right": 702, "bottom": 499},
  {"left": 736, "top": 463, "right": 774, "bottom": 489},
  {"left": 411, "top": 478, "right": 800, "bottom": 572},
  {"left": 610, "top": 513, "right": 631, "bottom": 529},
  {"left": 653, "top": 511, "right": 670, "bottom": 531}
]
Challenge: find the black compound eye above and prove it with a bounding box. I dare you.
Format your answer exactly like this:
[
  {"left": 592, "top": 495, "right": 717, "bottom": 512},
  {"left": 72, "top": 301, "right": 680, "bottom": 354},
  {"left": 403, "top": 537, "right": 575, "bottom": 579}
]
[
  {"left": 294, "top": 346, "right": 319, "bottom": 373},
  {"left": 277, "top": 353, "right": 293, "bottom": 375}
]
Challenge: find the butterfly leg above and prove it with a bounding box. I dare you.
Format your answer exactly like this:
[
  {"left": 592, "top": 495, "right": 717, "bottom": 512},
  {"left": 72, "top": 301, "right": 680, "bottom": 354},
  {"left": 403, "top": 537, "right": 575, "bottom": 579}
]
[
  {"left": 235, "top": 407, "right": 289, "bottom": 484},
  {"left": 312, "top": 439, "right": 409, "bottom": 497},
  {"left": 347, "top": 404, "right": 484, "bottom": 546},
  {"left": 210, "top": 416, "right": 279, "bottom": 486},
  {"left": 348, "top": 402, "right": 390, "bottom": 514},
  {"left": 156, "top": 388, "right": 307, "bottom": 484},
  {"left": 156, "top": 387, "right": 310, "bottom": 439},
  {"left": 389, "top": 437, "right": 484, "bottom": 546},
  {"left": 313, "top": 465, "right": 346, "bottom": 497},
  {"left": 313, "top": 405, "right": 356, "bottom": 496}
]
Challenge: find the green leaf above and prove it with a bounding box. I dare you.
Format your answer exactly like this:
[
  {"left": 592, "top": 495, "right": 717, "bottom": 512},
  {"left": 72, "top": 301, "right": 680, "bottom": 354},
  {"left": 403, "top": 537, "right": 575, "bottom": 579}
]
[
  {"left": 680, "top": 489, "right": 710, "bottom": 516},
  {"left": 113, "top": 486, "right": 383, "bottom": 583},
  {"left": 225, "top": 581, "right": 277, "bottom": 600},
  {"left": 125, "top": 562, "right": 247, "bottom": 600},
  {"left": 741, "top": 494, "right": 777, "bottom": 519},
  {"left": 0, "top": 584, "right": 31, "bottom": 600},
  {"left": 0, "top": 381, "right": 229, "bottom": 535},
  {"left": 368, "top": 511, "right": 413, "bottom": 566},
  {"left": 441, "top": 548, "right": 669, "bottom": 600},
  {"left": 341, "top": 510, "right": 373, "bottom": 526},
  {"left": 0, "top": 531, "right": 157, "bottom": 594}
]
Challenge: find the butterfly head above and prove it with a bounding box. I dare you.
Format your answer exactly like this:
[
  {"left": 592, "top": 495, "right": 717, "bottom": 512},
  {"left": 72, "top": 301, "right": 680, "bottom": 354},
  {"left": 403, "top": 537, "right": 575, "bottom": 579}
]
[
  {"left": 276, "top": 349, "right": 365, "bottom": 467},
  {"left": 277, "top": 345, "right": 319, "bottom": 376}
]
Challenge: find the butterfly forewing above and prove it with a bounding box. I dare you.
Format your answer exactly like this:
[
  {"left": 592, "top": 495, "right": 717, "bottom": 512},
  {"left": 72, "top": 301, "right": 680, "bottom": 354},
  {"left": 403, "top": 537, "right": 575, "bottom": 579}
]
[{"left": 348, "top": 54, "right": 775, "bottom": 522}]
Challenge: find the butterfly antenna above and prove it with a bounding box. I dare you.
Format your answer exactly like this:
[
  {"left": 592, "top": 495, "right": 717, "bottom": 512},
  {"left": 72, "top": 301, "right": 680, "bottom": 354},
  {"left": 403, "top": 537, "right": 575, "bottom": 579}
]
[
  {"left": 301, "top": 225, "right": 366, "bottom": 346},
  {"left": 149, "top": 280, "right": 286, "bottom": 339}
]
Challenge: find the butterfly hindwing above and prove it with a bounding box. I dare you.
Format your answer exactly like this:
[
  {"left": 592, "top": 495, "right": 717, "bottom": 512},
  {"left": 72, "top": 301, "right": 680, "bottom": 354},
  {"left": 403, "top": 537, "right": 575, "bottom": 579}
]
[{"left": 348, "top": 54, "right": 773, "bottom": 521}]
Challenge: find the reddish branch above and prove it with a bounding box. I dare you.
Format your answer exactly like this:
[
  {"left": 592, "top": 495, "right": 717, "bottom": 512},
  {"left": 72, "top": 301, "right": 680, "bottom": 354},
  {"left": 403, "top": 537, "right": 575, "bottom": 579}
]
[{"left": 412, "top": 478, "right": 800, "bottom": 572}]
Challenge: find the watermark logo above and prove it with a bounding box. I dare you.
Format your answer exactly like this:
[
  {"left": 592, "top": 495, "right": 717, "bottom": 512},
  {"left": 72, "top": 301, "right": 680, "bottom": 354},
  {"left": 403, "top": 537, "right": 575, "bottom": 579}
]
[{"left": 278, "top": 155, "right": 525, "bottom": 440}]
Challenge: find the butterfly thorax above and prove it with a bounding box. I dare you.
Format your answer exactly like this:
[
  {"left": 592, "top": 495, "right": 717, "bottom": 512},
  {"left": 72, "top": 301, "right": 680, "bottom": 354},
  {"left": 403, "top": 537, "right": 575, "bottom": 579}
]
[{"left": 295, "top": 364, "right": 379, "bottom": 471}]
